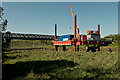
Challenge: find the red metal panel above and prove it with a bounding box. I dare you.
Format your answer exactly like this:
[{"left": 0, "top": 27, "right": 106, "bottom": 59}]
[
  {"left": 76, "top": 41, "right": 81, "bottom": 45},
  {"left": 53, "top": 41, "right": 73, "bottom": 45},
  {"left": 53, "top": 40, "right": 102, "bottom": 46},
  {"left": 91, "top": 31, "right": 93, "bottom": 34},
  {"left": 81, "top": 35, "right": 87, "bottom": 41},
  {"left": 90, "top": 41, "right": 96, "bottom": 44},
  {"left": 97, "top": 31, "right": 99, "bottom": 34},
  {"left": 80, "top": 35, "right": 87, "bottom": 45},
  {"left": 87, "top": 30, "right": 91, "bottom": 34},
  {"left": 56, "top": 38, "right": 58, "bottom": 41}
]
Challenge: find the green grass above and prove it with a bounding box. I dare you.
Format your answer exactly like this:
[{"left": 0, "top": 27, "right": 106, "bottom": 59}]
[
  {"left": 2, "top": 40, "right": 119, "bottom": 79},
  {"left": 107, "top": 43, "right": 118, "bottom": 47}
]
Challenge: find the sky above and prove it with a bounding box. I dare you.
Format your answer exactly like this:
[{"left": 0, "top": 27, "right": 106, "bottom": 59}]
[
  {"left": 2, "top": 2, "right": 118, "bottom": 38},
  {"left": 0, "top": 0, "right": 120, "bottom": 2}
]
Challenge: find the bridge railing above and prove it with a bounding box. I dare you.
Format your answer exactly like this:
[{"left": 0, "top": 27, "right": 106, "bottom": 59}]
[{"left": 2, "top": 33, "right": 55, "bottom": 40}]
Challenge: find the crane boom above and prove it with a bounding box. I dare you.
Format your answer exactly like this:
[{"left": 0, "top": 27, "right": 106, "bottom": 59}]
[
  {"left": 70, "top": 5, "right": 75, "bottom": 21},
  {"left": 70, "top": 5, "right": 80, "bottom": 40}
]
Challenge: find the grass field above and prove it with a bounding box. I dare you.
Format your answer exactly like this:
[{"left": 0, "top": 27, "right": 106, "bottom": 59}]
[{"left": 2, "top": 40, "right": 119, "bottom": 80}]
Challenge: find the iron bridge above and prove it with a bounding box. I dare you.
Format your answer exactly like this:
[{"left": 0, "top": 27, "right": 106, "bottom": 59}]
[{"left": 2, "top": 32, "right": 55, "bottom": 40}]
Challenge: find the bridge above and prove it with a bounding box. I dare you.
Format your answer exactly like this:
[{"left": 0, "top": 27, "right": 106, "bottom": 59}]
[{"left": 2, "top": 32, "right": 55, "bottom": 40}]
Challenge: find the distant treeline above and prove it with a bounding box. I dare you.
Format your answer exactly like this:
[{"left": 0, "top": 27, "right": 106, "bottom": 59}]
[{"left": 102, "top": 34, "right": 119, "bottom": 44}]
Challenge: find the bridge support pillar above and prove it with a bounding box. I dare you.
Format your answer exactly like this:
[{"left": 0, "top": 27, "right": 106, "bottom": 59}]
[
  {"left": 63, "top": 45, "right": 66, "bottom": 51},
  {"left": 5, "top": 38, "right": 11, "bottom": 50},
  {"left": 2, "top": 38, "right": 11, "bottom": 51},
  {"left": 77, "top": 45, "right": 79, "bottom": 51},
  {"left": 74, "top": 45, "right": 76, "bottom": 52},
  {"left": 54, "top": 45, "right": 58, "bottom": 51},
  {"left": 98, "top": 45, "right": 100, "bottom": 51},
  {"left": 74, "top": 15, "right": 77, "bottom": 52},
  {"left": 2, "top": 39, "right": 4, "bottom": 51},
  {"left": 86, "top": 45, "right": 90, "bottom": 52}
]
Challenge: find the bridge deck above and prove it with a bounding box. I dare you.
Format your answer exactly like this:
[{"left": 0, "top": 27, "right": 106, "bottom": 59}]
[{"left": 2, "top": 33, "right": 55, "bottom": 40}]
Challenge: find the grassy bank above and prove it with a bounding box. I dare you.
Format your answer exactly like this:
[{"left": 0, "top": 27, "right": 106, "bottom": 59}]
[{"left": 2, "top": 40, "right": 119, "bottom": 79}]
